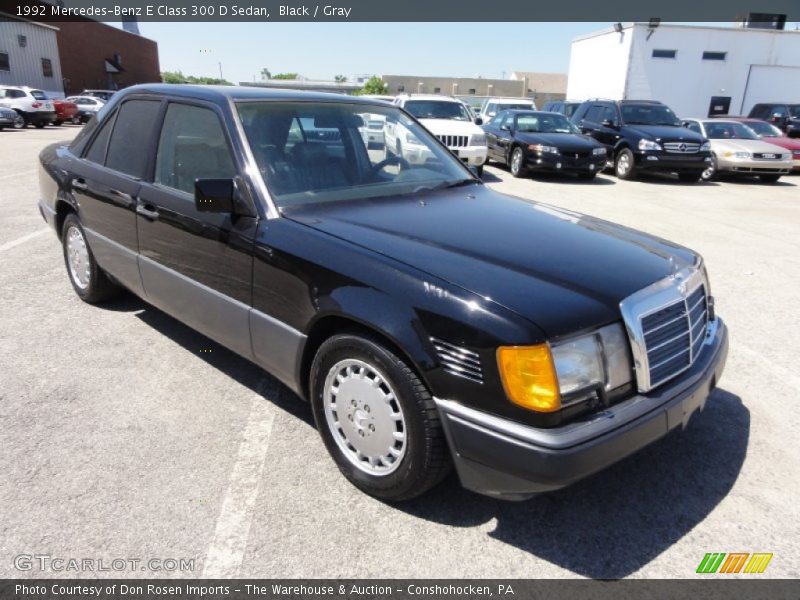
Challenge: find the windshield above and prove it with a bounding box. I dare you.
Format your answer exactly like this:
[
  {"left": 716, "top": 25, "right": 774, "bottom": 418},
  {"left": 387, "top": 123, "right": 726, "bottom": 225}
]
[
  {"left": 404, "top": 100, "right": 472, "bottom": 121},
  {"left": 498, "top": 103, "right": 534, "bottom": 111},
  {"left": 746, "top": 120, "right": 783, "bottom": 137},
  {"left": 790, "top": 106, "right": 800, "bottom": 118},
  {"left": 237, "top": 101, "right": 474, "bottom": 208},
  {"left": 703, "top": 122, "right": 759, "bottom": 140},
  {"left": 515, "top": 113, "right": 578, "bottom": 134},
  {"left": 620, "top": 104, "right": 681, "bottom": 126}
]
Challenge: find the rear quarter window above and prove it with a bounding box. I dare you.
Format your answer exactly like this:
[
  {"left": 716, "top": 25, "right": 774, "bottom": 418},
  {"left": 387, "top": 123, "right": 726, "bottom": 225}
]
[{"left": 104, "top": 99, "right": 162, "bottom": 179}]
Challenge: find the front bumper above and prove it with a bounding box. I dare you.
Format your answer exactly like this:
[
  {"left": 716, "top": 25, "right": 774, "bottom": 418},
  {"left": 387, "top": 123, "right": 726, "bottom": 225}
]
[
  {"left": 635, "top": 151, "right": 711, "bottom": 172},
  {"left": 526, "top": 151, "right": 607, "bottom": 173},
  {"left": 717, "top": 157, "right": 793, "bottom": 175},
  {"left": 436, "top": 317, "right": 728, "bottom": 500},
  {"left": 450, "top": 145, "right": 488, "bottom": 166}
]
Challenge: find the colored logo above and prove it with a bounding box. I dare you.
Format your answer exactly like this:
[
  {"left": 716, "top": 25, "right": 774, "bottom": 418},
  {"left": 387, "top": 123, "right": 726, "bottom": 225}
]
[{"left": 696, "top": 552, "right": 773, "bottom": 574}]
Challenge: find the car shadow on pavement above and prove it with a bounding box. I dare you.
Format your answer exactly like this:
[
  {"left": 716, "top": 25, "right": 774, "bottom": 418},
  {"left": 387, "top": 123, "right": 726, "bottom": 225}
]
[
  {"left": 399, "top": 388, "right": 749, "bottom": 579},
  {"left": 118, "top": 295, "right": 316, "bottom": 427},
  {"left": 635, "top": 172, "right": 721, "bottom": 186}
]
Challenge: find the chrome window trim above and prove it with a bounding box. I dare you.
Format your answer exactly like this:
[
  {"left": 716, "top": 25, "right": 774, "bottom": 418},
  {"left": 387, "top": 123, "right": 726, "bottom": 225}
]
[{"left": 620, "top": 264, "right": 709, "bottom": 393}]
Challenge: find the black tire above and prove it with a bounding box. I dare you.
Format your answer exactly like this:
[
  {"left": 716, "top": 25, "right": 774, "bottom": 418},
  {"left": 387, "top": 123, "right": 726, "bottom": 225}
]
[
  {"left": 310, "top": 333, "right": 451, "bottom": 501},
  {"left": 13, "top": 112, "right": 26, "bottom": 129},
  {"left": 52, "top": 120, "right": 62, "bottom": 126},
  {"left": 509, "top": 147, "right": 527, "bottom": 178},
  {"left": 759, "top": 174, "right": 781, "bottom": 184},
  {"left": 678, "top": 171, "right": 703, "bottom": 183},
  {"left": 61, "top": 213, "right": 121, "bottom": 303},
  {"left": 34, "top": 122, "right": 46, "bottom": 129},
  {"left": 577, "top": 171, "right": 597, "bottom": 181},
  {"left": 475, "top": 165, "right": 484, "bottom": 178},
  {"left": 701, "top": 156, "right": 717, "bottom": 181},
  {"left": 71, "top": 116, "right": 82, "bottom": 125},
  {"left": 614, "top": 148, "right": 637, "bottom": 180}
]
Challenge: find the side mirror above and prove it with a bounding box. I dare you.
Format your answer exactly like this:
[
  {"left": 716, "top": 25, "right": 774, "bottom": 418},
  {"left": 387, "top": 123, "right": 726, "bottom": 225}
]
[
  {"left": 195, "top": 178, "right": 234, "bottom": 213},
  {"left": 474, "top": 117, "right": 483, "bottom": 126},
  {"left": 771, "top": 114, "right": 783, "bottom": 122},
  {"left": 601, "top": 119, "right": 618, "bottom": 128},
  {"left": 500, "top": 125, "right": 510, "bottom": 131}
]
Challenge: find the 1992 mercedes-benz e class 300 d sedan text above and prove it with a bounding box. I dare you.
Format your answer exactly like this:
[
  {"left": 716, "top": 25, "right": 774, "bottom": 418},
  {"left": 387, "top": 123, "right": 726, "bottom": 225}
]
[{"left": 38, "top": 85, "right": 728, "bottom": 501}]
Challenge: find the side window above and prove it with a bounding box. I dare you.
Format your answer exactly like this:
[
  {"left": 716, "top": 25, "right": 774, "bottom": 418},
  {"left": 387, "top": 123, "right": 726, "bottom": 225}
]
[
  {"left": 771, "top": 105, "right": 788, "bottom": 117},
  {"left": 84, "top": 112, "right": 116, "bottom": 164},
  {"left": 105, "top": 100, "right": 162, "bottom": 178},
  {"left": 154, "top": 103, "right": 236, "bottom": 195},
  {"left": 584, "top": 105, "right": 603, "bottom": 123},
  {"left": 684, "top": 121, "right": 702, "bottom": 135},
  {"left": 752, "top": 105, "right": 768, "bottom": 119},
  {"left": 601, "top": 105, "right": 617, "bottom": 124}
]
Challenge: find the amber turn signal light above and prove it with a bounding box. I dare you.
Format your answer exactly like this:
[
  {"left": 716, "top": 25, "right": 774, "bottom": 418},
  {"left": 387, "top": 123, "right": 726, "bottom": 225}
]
[{"left": 496, "top": 344, "right": 561, "bottom": 413}]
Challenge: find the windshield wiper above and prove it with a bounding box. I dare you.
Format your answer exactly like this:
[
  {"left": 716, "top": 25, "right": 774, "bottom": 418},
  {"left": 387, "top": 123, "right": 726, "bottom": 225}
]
[{"left": 428, "top": 178, "right": 481, "bottom": 192}]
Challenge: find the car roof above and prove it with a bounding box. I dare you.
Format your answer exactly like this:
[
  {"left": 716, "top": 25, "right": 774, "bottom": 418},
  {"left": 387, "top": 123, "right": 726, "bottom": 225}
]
[
  {"left": 401, "top": 94, "right": 459, "bottom": 102},
  {"left": 116, "top": 83, "right": 388, "bottom": 106},
  {"left": 501, "top": 109, "right": 560, "bottom": 115}
]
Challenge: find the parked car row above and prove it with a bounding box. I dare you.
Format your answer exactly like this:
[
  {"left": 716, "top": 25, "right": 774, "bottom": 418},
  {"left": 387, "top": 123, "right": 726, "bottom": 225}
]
[{"left": 0, "top": 85, "right": 114, "bottom": 129}]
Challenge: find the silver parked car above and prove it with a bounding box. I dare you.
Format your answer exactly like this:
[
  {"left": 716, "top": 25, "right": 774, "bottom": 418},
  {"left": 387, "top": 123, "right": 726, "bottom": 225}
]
[{"left": 682, "top": 118, "right": 793, "bottom": 183}]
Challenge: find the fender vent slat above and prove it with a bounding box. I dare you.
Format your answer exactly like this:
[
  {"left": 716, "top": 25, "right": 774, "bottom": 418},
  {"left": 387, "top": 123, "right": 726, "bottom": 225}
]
[{"left": 431, "top": 337, "right": 483, "bottom": 383}]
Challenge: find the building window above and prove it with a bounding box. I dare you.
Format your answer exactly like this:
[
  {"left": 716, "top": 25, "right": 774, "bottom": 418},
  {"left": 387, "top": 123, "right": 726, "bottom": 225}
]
[
  {"left": 702, "top": 51, "right": 727, "bottom": 61},
  {"left": 41, "top": 58, "right": 53, "bottom": 78},
  {"left": 468, "top": 88, "right": 476, "bottom": 95},
  {"left": 652, "top": 49, "right": 676, "bottom": 59},
  {"left": 433, "top": 87, "right": 441, "bottom": 94},
  {"left": 397, "top": 85, "right": 405, "bottom": 92},
  {"left": 0, "top": 53, "right": 9, "bottom": 72},
  {"left": 18, "top": 35, "right": 27, "bottom": 47}
]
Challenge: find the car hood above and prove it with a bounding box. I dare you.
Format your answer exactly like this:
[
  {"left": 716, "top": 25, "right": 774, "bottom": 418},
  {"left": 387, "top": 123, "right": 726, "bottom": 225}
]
[
  {"left": 624, "top": 124, "right": 704, "bottom": 142},
  {"left": 418, "top": 118, "right": 483, "bottom": 136},
  {"left": 514, "top": 132, "right": 601, "bottom": 152},
  {"left": 711, "top": 138, "right": 791, "bottom": 154},
  {"left": 759, "top": 136, "right": 800, "bottom": 151},
  {"left": 283, "top": 186, "right": 697, "bottom": 338}
]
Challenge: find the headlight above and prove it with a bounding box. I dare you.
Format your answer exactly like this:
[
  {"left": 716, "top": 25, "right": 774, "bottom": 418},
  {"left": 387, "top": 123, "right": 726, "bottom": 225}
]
[
  {"left": 592, "top": 147, "right": 607, "bottom": 156},
  {"left": 700, "top": 141, "right": 711, "bottom": 152},
  {"left": 638, "top": 139, "right": 662, "bottom": 151},
  {"left": 497, "top": 323, "right": 633, "bottom": 413},
  {"left": 724, "top": 151, "right": 751, "bottom": 159},
  {"left": 470, "top": 133, "right": 487, "bottom": 146},
  {"left": 529, "top": 144, "right": 560, "bottom": 154}
]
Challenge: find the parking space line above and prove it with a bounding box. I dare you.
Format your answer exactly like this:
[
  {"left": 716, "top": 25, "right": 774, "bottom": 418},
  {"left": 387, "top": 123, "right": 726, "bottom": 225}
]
[
  {"left": 202, "top": 385, "right": 275, "bottom": 578},
  {"left": 0, "top": 228, "right": 49, "bottom": 253}
]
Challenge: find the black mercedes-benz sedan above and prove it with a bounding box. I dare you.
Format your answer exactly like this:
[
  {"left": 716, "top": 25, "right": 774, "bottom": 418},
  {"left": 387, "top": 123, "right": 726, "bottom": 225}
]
[
  {"left": 483, "top": 109, "right": 608, "bottom": 179},
  {"left": 38, "top": 85, "right": 728, "bottom": 501}
]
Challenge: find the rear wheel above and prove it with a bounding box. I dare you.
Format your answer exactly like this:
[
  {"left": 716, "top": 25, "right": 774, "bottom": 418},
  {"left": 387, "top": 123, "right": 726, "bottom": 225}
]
[
  {"left": 13, "top": 112, "right": 26, "bottom": 129},
  {"left": 61, "top": 213, "right": 121, "bottom": 303},
  {"left": 614, "top": 148, "right": 637, "bottom": 180},
  {"left": 52, "top": 120, "right": 62, "bottom": 126},
  {"left": 759, "top": 174, "right": 781, "bottom": 183},
  {"left": 509, "top": 147, "right": 527, "bottom": 178},
  {"left": 34, "top": 121, "right": 46, "bottom": 129},
  {"left": 310, "top": 334, "right": 451, "bottom": 501},
  {"left": 678, "top": 171, "right": 703, "bottom": 183}
]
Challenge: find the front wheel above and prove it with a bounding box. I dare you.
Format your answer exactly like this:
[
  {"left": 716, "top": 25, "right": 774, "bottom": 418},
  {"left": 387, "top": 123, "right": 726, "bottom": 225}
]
[
  {"left": 509, "top": 147, "right": 527, "bottom": 178},
  {"left": 759, "top": 174, "right": 781, "bottom": 183},
  {"left": 61, "top": 213, "right": 121, "bottom": 303},
  {"left": 701, "top": 157, "right": 717, "bottom": 181},
  {"left": 13, "top": 112, "right": 26, "bottom": 129},
  {"left": 52, "top": 120, "right": 62, "bottom": 127},
  {"left": 310, "top": 334, "right": 451, "bottom": 501},
  {"left": 614, "top": 148, "right": 637, "bottom": 180}
]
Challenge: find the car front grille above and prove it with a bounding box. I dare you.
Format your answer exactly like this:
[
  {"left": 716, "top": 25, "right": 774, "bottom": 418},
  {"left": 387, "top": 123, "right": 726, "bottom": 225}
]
[
  {"left": 620, "top": 266, "right": 712, "bottom": 392},
  {"left": 664, "top": 142, "right": 700, "bottom": 153},
  {"left": 430, "top": 337, "right": 483, "bottom": 383},
  {"left": 437, "top": 135, "right": 469, "bottom": 148},
  {"left": 641, "top": 286, "right": 708, "bottom": 388}
]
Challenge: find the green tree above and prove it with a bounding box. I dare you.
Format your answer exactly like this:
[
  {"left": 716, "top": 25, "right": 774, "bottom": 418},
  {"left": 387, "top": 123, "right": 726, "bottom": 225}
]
[
  {"left": 160, "top": 70, "right": 233, "bottom": 86},
  {"left": 272, "top": 73, "right": 299, "bottom": 80},
  {"left": 334, "top": 75, "right": 348, "bottom": 83},
  {"left": 354, "top": 75, "right": 388, "bottom": 96}
]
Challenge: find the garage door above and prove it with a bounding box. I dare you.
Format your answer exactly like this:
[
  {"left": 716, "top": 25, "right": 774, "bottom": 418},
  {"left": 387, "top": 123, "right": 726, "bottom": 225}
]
[{"left": 741, "top": 65, "right": 800, "bottom": 114}]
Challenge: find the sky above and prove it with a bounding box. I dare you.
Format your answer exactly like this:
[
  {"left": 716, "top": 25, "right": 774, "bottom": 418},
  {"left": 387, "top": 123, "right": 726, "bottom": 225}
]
[{"left": 135, "top": 22, "right": 612, "bottom": 83}]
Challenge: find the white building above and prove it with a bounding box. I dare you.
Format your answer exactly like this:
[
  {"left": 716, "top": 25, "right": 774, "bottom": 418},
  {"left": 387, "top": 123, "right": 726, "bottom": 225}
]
[
  {"left": 0, "top": 15, "right": 64, "bottom": 97},
  {"left": 567, "top": 22, "right": 800, "bottom": 118}
]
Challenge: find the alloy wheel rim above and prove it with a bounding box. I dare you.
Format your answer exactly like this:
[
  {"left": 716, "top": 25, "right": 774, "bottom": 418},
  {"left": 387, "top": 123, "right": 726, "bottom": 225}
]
[
  {"left": 13, "top": 115, "right": 24, "bottom": 129},
  {"left": 512, "top": 150, "right": 522, "bottom": 174},
  {"left": 702, "top": 161, "right": 715, "bottom": 180},
  {"left": 66, "top": 226, "right": 91, "bottom": 289},
  {"left": 323, "top": 359, "right": 407, "bottom": 476},
  {"left": 618, "top": 153, "right": 630, "bottom": 175}
]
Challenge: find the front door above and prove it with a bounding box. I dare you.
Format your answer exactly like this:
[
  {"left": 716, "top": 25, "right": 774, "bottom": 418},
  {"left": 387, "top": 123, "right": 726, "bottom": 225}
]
[{"left": 136, "top": 100, "right": 259, "bottom": 358}]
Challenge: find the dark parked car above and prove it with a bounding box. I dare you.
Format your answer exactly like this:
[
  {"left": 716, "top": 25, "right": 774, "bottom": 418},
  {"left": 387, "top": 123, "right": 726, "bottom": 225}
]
[
  {"left": 542, "top": 100, "right": 581, "bottom": 119},
  {"left": 38, "top": 85, "right": 728, "bottom": 501},
  {"left": 748, "top": 103, "right": 800, "bottom": 137},
  {"left": 483, "top": 110, "right": 607, "bottom": 179},
  {"left": 572, "top": 99, "right": 712, "bottom": 182},
  {"left": 0, "top": 106, "right": 17, "bottom": 130}
]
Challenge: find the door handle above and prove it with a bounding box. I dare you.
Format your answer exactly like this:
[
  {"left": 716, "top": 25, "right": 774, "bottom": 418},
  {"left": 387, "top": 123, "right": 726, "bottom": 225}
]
[
  {"left": 136, "top": 203, "right": 159, "bottom": 221},
  {"left": 71, "top": 178, "right": 88, "bottom": 191}
]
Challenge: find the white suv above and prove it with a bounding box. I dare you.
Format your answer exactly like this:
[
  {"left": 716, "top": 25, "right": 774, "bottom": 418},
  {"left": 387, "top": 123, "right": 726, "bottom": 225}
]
[
  {"left": 477, "top": 97, "right": 537, "bottom": 124},
  {"left": 388, "top": 94, "right": 488, "bottom": 175},
  {"left": 0, "top": 86, "right": 56, "bottom": 129}
]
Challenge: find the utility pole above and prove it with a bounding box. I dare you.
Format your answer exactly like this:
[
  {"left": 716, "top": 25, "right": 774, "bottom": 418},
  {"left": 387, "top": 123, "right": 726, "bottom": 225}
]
[{"left": 218, "top": 62, "right": 223, "bottom": 80}]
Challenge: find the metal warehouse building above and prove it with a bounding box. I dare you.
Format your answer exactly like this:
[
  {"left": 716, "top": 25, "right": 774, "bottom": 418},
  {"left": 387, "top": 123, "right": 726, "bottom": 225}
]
[
  {"left": 0, "top": 15, "right": 64, "bottom": 97},
  {"left": 567, "top": 22, "right": 800, "bottom": 118}
]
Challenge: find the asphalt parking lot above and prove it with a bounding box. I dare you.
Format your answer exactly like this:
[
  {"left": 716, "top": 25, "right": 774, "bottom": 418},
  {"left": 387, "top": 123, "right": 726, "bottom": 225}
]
[{"left": 1, "top": 125, "right": 799, "bottom": 580}]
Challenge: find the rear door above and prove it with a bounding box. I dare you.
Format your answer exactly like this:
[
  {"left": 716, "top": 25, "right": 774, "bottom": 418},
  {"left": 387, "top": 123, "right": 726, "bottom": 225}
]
[
  {"left": 135, "top": 100, "right": 259, "bottom": 358},
  {"left": 68, "top": 97, "right": 162, "bottom": 296}
]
